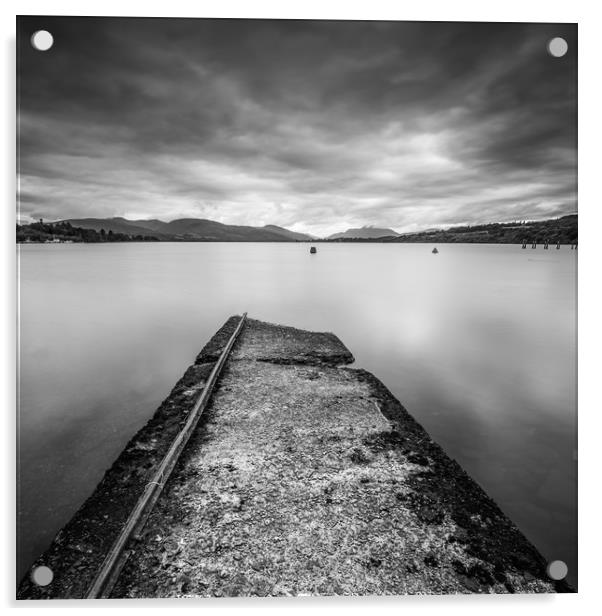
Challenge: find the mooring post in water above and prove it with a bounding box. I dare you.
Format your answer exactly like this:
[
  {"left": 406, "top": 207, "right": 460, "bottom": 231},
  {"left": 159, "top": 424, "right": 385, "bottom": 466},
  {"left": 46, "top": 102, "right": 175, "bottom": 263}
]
[
  {"left": 557, "top": 241, "right": 561, "bottom": 249},
  {"left": 532, "top": 242, "right": 537, "bottom": 249},
  {"left": 544, "top": 239, "right": 549, "bottom": 250},
  {"left": 522, "top": 239, "right": 527, "bottom": 249}
]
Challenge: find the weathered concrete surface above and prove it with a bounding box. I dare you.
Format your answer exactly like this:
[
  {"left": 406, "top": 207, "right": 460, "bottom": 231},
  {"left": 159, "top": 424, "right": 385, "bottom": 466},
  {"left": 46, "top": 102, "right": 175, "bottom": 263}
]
[
  {"left": 18, "top": 316, "right": 571, "bottom": 599},
  {"left": 113, "top": 318, "right": 569, "bottom": 597}
]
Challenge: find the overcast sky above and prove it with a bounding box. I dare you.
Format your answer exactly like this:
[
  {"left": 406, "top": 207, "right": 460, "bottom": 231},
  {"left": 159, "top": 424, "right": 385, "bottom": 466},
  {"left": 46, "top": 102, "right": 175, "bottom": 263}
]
[{"left": 17, "top": 18, "right": 577, "bottom": 236}]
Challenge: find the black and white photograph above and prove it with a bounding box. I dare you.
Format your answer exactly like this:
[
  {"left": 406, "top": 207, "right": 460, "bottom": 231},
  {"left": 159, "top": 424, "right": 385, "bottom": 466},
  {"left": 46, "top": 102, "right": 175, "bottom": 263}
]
[{"left": 16, "top": 16, "right": 577, "bottom": 599}]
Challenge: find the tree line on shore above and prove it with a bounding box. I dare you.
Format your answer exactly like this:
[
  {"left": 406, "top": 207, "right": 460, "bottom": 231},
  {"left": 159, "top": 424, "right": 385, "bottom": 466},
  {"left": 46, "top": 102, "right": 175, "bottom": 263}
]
[
  {"left": 16, "top": 221, "right": 160, "bottom": 243},
  {"left": 321, "top": 215, "right": 578, "bottom": 244}
]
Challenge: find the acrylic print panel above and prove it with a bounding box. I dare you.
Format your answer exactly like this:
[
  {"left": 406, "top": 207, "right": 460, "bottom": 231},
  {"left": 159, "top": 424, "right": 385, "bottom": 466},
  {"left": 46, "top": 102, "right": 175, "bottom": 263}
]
[{"left": 16, "top": 16, "right": 577, "bottom": 599}]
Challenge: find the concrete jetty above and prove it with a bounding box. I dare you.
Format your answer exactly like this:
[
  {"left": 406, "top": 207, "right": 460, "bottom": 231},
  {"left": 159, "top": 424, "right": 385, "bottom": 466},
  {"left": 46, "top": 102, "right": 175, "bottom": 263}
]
[{"left": 18, "top": 316, "right": 571, "bottom": 598}]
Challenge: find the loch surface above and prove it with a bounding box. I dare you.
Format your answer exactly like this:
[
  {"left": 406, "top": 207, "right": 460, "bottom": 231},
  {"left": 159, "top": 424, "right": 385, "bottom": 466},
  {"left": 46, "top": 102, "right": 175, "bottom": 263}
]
[{"left": 17, "top": 242, "right": 577, "bottom": 584}]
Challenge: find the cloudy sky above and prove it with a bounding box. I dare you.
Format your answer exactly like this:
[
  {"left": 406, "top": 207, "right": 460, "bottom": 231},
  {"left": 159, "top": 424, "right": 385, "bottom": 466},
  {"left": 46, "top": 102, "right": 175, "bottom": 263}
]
[{"left": 17, "top": 18, "right": 577, "bottom": 236}]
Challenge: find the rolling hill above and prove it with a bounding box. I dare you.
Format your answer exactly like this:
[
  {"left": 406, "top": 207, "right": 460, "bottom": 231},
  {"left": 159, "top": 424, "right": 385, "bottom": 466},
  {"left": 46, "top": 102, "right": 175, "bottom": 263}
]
[
  {"left": 263, "top": 225, "right": 316, "bottom": 241},
  {"left": 64, "top": 217, "right": 167, "bottom": 236},
  {"left": 383, "top": 215, "right": 578, "bottom": 244}
]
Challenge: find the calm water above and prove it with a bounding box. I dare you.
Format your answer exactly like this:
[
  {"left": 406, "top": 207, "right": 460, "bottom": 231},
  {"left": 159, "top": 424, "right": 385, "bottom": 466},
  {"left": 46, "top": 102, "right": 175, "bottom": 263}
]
[{"left": 17, "top": 243, "right": 577, "bottom": 585}]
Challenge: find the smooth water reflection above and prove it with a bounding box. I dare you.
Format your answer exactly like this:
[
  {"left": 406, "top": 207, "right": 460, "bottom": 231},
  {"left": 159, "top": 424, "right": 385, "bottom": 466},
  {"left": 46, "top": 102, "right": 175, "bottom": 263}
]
[{"left": 18, "top": 243, "right": 577, "bottom": 585}]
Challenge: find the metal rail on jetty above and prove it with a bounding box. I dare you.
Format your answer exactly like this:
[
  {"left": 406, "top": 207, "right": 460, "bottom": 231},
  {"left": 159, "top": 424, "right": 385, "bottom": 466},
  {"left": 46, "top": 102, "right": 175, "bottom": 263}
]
[{"left": 85, "top": 313, "right": 247, "bottom": 598}]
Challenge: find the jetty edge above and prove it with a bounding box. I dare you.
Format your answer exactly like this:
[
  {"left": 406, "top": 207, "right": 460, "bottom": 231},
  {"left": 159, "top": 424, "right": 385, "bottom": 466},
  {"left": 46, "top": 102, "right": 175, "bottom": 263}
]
[{"left": 18, "top": 316, "right": 573, "bottom": 598}]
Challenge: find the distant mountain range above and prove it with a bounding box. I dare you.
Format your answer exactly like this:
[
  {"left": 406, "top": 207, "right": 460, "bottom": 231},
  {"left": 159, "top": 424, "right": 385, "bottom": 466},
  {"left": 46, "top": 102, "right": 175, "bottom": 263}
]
[
  {"left": 327, "top": 226, "right": 400, "bottom": 240},
  {"left": 62, "top": 218, "right": 402, "bottom": 241},
  {"left": 19, "top": 215, "right": 576, "bottom": 244},
  {"left": 61, "top": 217, "right": 315, "bottom": 242}
]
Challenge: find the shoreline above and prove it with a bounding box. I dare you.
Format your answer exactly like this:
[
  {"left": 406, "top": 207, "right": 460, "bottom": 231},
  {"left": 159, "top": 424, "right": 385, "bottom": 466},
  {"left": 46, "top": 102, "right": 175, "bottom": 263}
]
[{"left": 17, "top": 240, "right": 579, "bottom": 245}]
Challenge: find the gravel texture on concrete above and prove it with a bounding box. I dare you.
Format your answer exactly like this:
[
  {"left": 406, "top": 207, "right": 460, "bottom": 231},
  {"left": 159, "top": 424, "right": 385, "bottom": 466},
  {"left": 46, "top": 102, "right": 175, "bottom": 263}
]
[{"left": 18, "top": 316, "right": 571, "bottom": 599}]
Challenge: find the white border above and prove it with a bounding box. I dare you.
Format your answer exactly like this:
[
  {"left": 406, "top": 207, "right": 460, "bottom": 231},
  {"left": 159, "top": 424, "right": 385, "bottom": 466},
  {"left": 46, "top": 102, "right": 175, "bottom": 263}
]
[{"left": 3, "top": 1, "right": 601, "bottom": 613}]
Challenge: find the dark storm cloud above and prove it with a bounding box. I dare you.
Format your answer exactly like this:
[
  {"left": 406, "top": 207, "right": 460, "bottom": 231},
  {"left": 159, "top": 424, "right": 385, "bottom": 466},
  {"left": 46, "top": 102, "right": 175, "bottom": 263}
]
[{"left": 17, "top": 17, "right": 577, "bottom": 234}]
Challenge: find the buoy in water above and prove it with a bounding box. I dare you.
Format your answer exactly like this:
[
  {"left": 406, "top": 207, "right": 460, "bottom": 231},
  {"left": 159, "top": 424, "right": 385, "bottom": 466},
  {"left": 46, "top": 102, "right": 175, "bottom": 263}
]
[
  {"left": 310, "top": 246, "right": 317, "bottom": 254},
  {"left": 432, "top": 247, "right": 439, "bottom": 254}
]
